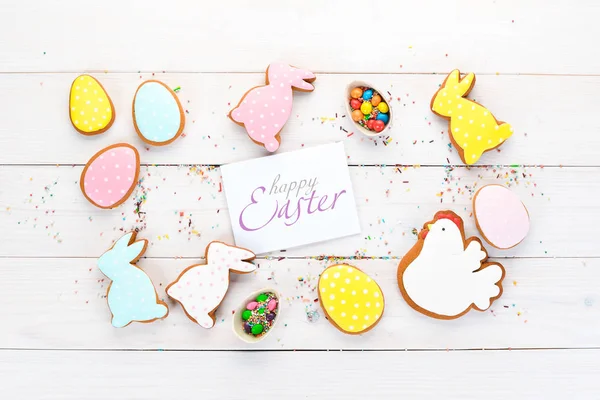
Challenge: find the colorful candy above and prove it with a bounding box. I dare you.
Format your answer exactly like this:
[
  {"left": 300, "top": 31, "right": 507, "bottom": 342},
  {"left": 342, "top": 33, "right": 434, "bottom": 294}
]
[
  {"left": 348, "top": 86, "right": 391, "bottom": 134},
  {"left": 373, "top": 120, "right": 385, "bottom": 132},
  {"left": 371, "top": 94, "right": 382, "bottom": 107},
  {"left": 360, "top": 101, "right": 373, "bottom": 115},
  {"left": 350, "top": 99, "right": 362, "bottom": 109},
  {"left": 350, "top": 87, "right": 363, "bottom": 99},
  {"left": 377, "top": 102, "right": 389, "bottom": 113},
  {"left": 241, "top": 292, "right": 279, "bottom": 338},
  {"left": 376, "top": 113, "right": 389, "bottom": 124},
  {"left": 351, "top": 110, "right": 363, "bottom": 121}
]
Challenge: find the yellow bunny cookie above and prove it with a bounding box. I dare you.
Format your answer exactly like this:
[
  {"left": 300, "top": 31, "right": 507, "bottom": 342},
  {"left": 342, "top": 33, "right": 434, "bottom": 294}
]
[{"left": 431, "top": 70, "right": 513, "bottom": 165}]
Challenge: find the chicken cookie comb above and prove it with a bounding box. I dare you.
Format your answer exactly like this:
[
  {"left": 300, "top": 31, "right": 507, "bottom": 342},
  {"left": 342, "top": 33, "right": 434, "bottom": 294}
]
[
  {"left": 400, "top": 210, "right": 505, "bottom": 319},
  {"left": 419, "top": 210, "right": 463, "bottom": 239}
]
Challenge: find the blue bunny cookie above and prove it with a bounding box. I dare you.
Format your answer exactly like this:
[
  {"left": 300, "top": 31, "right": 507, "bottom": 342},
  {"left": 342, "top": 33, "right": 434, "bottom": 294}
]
[{"left": 98, "top": 232, "right": 169, "bottom": 327}]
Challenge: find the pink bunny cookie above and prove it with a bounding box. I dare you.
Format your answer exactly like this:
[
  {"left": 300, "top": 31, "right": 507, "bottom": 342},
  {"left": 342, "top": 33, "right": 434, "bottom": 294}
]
[
  {"left": 166, "top": 241, "right": 256, "bottom": 328},
  {"left": 228, "top": 63, "right": 316, "bottom": 152}
]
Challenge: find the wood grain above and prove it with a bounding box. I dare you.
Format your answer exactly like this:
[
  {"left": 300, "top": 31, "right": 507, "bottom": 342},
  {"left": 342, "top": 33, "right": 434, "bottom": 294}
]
[
  {"left": 1, "top": 349, "right": 599, "bottom": 399},
  {"left": 0, "top": 257, "right": 598, "bottom": 350},
  {"left": 0, "top": 165, "right": 595, "bottom": 258},
  {"left": 1, "top": 0, "right": 599, "bottom": 396},
  {"left": 1, "top": 0, "right": 599, "bottom": 74},
  {"left": 0, "top": 73, "right": 599, "bottom": 166}
]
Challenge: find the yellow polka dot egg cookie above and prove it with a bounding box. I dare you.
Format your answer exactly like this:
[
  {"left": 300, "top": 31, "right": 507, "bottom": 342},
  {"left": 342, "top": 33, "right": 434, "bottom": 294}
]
[
  {"left": 69, "top": 74, "right": 115, "bottom": 135},
  {"left": 318, "top": 264, "right": 384, "bottom": 335}
]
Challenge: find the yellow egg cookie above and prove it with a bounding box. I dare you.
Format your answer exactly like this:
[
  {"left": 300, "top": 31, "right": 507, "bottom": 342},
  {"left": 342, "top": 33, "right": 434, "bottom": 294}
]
[
  {"left": 69, "top": 74, "right": 115, "bottom": 135},
  {"left": 318, "top": 264, "right": 385, "bottom": 335}
]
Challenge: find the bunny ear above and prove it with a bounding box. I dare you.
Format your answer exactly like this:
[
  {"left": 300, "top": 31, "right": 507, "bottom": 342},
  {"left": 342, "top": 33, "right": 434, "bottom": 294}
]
[
  {"left": 457, "top": 72, "right": 475, "bottom": 97},
  {"left": 230, "top": 246, "right": 256, "bottom": 261},
  {"left": 445, "top": 70, "right": 460, "bottom": 87},
  {"left": 113, "top": 232, "right": 135, "bottom": 250},
  {"left": 228, "top": 246, "right": 256, "bottom": 273},
  {"left": 124, "top": 239, "right": 147, "bottom": 262}
]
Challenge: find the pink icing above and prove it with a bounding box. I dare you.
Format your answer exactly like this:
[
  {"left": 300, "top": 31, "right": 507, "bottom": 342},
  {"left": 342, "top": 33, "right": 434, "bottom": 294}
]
[
  {"left": 230, "top": 63, "right": 315, "bottom": 152},
  {"left": 474, "top": 185, "right": 530, "bottom": 249},
  {"left": 82, "top": 144, "right": 139, "bottom": 208}
]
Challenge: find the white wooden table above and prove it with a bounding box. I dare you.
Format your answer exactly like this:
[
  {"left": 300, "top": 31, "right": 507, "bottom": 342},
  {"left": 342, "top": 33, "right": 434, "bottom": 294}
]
[{"left": 1, "top": 1, "right": 599, "bottom": 398}]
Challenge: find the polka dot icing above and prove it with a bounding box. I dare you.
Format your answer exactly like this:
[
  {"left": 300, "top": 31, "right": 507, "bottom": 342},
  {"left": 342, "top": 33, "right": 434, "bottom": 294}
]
[
  {"left": 318, "top": 264, "right": 385, "bottom": 334},
  {"left": 133, "top": 80, "right": 184, "bottom": 146},
  {"left": 474, "top": 185, "right": 530, "bottom": 249},
  {"left": 80, "top": 144, "right": 140, "bottom": 209},
  {"left": 166, "top": 242, "right": 256, "bottom": 329},
  {"left": 431, "top": 70, "right": 513, "bottom": 165},
  {"left": 228, "top": 63, "right": 316, "bottom": 152},
  {"left": 97, "top": 232, "right": 169, "bottom": 328},
  {"left": 69, "top": 74, "right": 115, "bottom": 135}
]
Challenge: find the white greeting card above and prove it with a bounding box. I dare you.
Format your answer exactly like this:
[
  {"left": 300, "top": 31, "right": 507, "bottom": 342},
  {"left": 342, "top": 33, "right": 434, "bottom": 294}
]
[{"left": 221, "top": 142, "right": 361, "bottom": 254}]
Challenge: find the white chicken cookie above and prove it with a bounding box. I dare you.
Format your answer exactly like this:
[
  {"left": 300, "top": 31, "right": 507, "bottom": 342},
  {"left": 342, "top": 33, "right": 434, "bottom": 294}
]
[{"left": 397, "top": 211, "right": 505, "bottom": 319}]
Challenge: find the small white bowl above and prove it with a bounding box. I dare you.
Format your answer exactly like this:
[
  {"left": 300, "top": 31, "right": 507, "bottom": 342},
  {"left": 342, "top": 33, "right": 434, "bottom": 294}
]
[
  {"left": 345, "top": 80, "right": 393, "bottom": 137},
  {"left": 232, "top": 288, "right": 281, "bottom": 343}
]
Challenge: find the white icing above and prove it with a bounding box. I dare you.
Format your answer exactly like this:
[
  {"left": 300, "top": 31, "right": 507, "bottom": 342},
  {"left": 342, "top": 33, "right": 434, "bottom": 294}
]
[
  {"left": 402, "top": 219, "right": 503, "bottom": 317},
  {"left": 166, "top": 242, "right": 256, "bottom": 328}
]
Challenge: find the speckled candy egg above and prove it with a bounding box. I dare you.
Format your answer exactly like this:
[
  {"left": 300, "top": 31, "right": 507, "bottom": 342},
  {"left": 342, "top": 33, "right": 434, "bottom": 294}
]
[
  {"left": 80, "top": 144, "right": 140, "bottom": 209},
  {"left": 133, "top": 80, "right": 185, "bottom": 146},
  {"left": 473, "top": 185, "right": 530, "bottom": 249},
  {"left": 69, "top": 75, "right": 115, "bottom": 135},
  {"left": 318, "top": 264, "right": 385, "bottom": 335}
]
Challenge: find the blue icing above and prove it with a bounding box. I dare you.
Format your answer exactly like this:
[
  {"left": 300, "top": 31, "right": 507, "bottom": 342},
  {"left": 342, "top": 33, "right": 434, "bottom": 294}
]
[
  {"left": 98, "top": 233, "right": 168, "bottom": 328},
  {"left": 134, "top": 82, "right": 182, "bottom": 144}
]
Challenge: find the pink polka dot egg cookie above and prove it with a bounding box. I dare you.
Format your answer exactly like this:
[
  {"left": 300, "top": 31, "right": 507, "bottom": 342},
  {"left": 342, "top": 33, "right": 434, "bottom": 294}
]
[
  {"left": 473, "top": 185, "right": 530, "bottom": 249},
  {"left": 346, "top": 81, "right": 392, "bottom": 137},
  {"left": 80, "top": 143, "right": 140, "bottom": 209}
]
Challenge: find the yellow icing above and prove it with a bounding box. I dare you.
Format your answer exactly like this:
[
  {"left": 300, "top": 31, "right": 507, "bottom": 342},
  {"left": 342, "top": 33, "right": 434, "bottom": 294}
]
[
  {"left": 432, "top": 70, "right": 513, "bottom": 165},
  {"left": 319, "top": 264, "right": 384, "bottom": 333},
  {"left": 69, "top": 75, "right": 113, "bottom": 134}
]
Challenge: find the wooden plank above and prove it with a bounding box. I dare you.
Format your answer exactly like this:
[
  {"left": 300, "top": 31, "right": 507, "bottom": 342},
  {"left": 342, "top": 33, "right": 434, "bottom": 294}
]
[
  {"left": 1, "top": 1, "right": 599, "bottom": 74},
  {"left": 1, "top": 73, "right": 599, "bottom": 166},
  {"left": 0, "top": 165, "right": 595, "bottom": 258},
  {"left": 0, "top": 257, "right": 598, "bottom": 350},
  {"left": 1, "top": 349, "right": 599, "bottom": 399}
]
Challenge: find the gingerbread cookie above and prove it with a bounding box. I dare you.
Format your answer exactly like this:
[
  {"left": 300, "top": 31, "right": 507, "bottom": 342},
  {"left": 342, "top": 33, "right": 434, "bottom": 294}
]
[
  {"left": 228, "top": 63, "right": 316, "bottom": 152},
  {"left": 80, "top": 143, "right": 140, "bottom": 209},
  {"left": 69, "top": 74, "right": 115, "bottom": 135},
  {"left": 318, "top": 264, "right": 385, "bottom": 335},
  {"left": 98, "top": 232, "right": 169, "bottom": 328},
  {"left": 166, "top": 241, "right": 256, "bottom": 328},
  {"left": 473, "top": 185, "right": 530, "bottom": 249},
  {"left": 133, "top": 80, "right": 185, "bottom": 146},
  {"left": 398, "top": 211, "right": 505, "bottom": 319},
  {"left": 431, "top": 70, "right": 513, "bottom": 165}
]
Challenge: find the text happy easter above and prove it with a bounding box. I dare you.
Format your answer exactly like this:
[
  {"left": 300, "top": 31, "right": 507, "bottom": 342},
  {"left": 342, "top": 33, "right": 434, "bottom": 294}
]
[{"left": 239, "top": 174, "right": 347, "bottom": 231}]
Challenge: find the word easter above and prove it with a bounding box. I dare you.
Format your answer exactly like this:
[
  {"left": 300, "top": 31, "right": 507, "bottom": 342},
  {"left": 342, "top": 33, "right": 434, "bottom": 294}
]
[
  {"left": 269, "top": 174, "right": 318, "bottom": 200},
  {"left": 240, "top": 184, "right": 347, "bottom": 230},
  {"left": 221, "top": 142, "right": 360, "bottom": 254}
]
